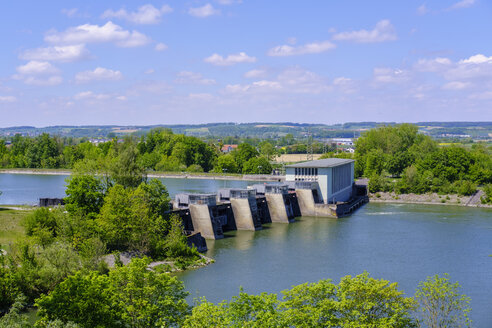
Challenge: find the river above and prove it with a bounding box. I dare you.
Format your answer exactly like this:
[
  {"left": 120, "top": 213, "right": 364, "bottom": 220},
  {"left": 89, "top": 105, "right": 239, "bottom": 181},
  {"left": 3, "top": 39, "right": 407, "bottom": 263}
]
[{"left": 1, "top": 173, "right": 491, "bottom": 326}]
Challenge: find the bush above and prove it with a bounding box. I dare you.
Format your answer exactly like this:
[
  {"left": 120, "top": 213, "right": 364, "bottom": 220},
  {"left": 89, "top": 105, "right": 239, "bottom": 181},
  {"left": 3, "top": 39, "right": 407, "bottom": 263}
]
[
  {"left": 453, "top": 180, "right": 477, "bottom": 196},
  {"left": 481, "top": 184, "right": 492, "bottom": 204}
]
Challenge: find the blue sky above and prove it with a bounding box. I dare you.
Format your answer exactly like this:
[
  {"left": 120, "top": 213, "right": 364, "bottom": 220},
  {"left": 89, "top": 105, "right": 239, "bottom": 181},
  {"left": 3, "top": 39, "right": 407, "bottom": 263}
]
[{"left": 0, "top": 0, "right": 491, "bottom": 127}]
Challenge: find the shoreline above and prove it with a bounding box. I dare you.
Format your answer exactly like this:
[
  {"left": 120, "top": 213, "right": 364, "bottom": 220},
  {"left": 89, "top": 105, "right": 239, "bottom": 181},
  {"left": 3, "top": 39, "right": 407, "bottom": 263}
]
[
  {"left": 369, "top": 192, "right": 492, "bottom": 208},
  {"left": 0, "top": 168, "right": 284, "bottom": 182}
]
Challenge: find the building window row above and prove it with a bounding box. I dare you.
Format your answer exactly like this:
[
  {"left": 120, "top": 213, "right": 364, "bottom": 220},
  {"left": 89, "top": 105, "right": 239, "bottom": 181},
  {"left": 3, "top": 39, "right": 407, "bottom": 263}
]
[{"left": 294, "top": 167, "right": 318, "bottom": 176}]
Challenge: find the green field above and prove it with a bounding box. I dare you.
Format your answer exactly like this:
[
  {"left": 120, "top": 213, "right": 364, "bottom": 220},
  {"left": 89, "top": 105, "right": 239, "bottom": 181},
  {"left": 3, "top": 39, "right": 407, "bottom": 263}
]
[{"left": 0, "top": 206, "right": 33, "bottom": 250}]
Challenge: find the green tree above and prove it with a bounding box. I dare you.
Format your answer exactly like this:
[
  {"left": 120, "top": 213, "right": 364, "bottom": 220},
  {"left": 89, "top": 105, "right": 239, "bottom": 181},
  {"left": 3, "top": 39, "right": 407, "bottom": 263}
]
[
  {"left": 214, "top": 154, "right": 239, "bottom": 174},
  {"left": 35, "top": 271, "right": 118, "bottom": 328},
  {"left": 36, "top": 258, "right": 189, "bottom": 328},
  {"left": 242, "top": 157, "right": 272, "bottom": 174},
  {"left": 110, "top": 141, "right": 146, "bottom": 188},
  {"left": 233, "top": 143, "right": 259, "bottom": 170},
  {"left": 64, "top": 175, "right": 105, "bottom": 218},
  {"left": 414, "top": 274, "right": 471, "bottom": 328},
  {"left": 108, "top": 257, "right": 189, "bottom": 327}
]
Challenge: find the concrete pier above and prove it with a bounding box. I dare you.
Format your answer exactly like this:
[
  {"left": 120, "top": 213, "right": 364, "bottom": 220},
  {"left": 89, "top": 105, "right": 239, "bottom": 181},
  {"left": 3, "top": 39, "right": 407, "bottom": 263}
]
[
  {"left": 230, "top": 198, "right": 262, "bottom": 230},
  {"left": 219, "top": 188, "right": 262, "bottom": 231},
  {"left": 189, "top": 204, "right": 224, "bottom": 240}
]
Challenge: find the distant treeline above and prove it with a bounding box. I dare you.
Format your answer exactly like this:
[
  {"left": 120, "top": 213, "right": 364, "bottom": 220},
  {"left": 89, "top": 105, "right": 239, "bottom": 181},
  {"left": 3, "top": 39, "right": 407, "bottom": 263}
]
[
  {"left": 0, "top": 129, "right": 276, "bottom": 174},
  {"left": 1, "top": 121, "right": 490, "bottom": 139},
  {"left": 355, "top": 124, "right": 492, "bottom": 200}
]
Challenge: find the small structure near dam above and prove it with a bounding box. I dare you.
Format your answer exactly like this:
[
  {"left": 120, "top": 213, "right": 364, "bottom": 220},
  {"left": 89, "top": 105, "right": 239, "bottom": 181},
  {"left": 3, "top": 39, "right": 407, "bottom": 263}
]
[{"left": 172, "top": 158, "right": 368, "bottom": 251}]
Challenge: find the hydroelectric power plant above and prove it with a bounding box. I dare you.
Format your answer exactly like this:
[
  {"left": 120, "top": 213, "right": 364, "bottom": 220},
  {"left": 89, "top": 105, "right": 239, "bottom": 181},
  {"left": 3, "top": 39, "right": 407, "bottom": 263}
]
[{"left": 172, "top": 159, "right": 368, "bottom": 251}]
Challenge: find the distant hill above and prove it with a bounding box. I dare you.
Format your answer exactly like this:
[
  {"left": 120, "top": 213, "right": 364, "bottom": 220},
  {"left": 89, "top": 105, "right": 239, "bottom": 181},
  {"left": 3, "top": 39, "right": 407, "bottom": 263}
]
[{"left": 0, "top": 122, "right": 490, "bottom": 140}]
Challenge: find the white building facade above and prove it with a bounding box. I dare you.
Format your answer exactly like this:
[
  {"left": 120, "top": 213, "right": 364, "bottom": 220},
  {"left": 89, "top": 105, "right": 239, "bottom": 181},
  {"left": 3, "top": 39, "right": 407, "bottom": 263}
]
[{"left": 285, "top": 158, "right": 355, "bottom": 204}]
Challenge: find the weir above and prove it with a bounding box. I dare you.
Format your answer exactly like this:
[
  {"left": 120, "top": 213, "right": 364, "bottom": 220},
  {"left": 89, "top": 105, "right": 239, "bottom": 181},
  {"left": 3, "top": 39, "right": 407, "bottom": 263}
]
[
  {"left": 219, "top": 189, "right": 262, "bottom": 231},
  {"left": 171, "top": 158, "right": 369, "bottom": 244}
]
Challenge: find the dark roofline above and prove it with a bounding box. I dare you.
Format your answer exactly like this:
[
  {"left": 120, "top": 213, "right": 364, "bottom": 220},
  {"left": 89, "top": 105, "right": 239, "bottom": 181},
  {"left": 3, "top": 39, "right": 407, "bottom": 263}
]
[{"left": 285, "top": 158, "right": 354, "bottom": 168}]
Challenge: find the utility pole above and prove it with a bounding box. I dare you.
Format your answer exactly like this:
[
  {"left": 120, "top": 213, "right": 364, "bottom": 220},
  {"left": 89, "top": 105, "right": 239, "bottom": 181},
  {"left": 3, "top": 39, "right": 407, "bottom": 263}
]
[{"left": 306, "top": 130, "right": 313, "bottom": 161}]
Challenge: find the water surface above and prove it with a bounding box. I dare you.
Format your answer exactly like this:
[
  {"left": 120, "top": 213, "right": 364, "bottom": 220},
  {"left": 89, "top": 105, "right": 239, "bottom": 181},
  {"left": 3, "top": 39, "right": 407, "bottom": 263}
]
[{"left": 177, "top": 203, "right": 492, "bottom": 327}]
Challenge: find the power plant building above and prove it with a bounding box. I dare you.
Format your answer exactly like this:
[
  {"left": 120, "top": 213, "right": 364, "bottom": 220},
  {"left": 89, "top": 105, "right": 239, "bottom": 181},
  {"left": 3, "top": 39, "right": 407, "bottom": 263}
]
[{"left": 285, "top": 158, "right": 355, "bottom": 204}]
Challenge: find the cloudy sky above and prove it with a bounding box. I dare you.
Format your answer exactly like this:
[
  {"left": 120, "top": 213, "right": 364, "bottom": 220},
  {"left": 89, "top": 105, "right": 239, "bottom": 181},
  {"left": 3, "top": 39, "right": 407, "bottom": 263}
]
[{"left": 0, "top": 0, "right": 491, "bottom": 127}]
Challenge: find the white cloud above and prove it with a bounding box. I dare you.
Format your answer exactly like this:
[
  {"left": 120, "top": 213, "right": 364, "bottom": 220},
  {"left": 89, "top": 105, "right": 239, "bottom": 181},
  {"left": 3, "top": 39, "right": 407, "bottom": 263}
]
[
  {"left": 45, "top": 21, "right": 151, "bottom": 48},
  {"left": 442, "top": 81, "right": 471, "bottom": 90},
  {"left": 417, "top": 4, "right": 429, "bottom": 15},
  {"left": 16, "top": 61, "right": 59, "bottom": 75},
  {"left": 223, "top": 67, "right": 330, "bottom": 95},
  {"left": 459, "top": 54, "right": 492, "bottom": 64},
  {"left": 75, "top": 67, "right": 123, "bottom": 83},
  {"left": 469, "top": 91, "right": 492, "bottom": 100},
  {"left": 244, "top": 69, "right": 268, "bottom": 78},
  {"left": 189, "top": 4, "right": 220, "bottom": 17},
  {"left": 204, "top": 52, "right": 256, "bottom": 66},
  {"left": 0, "top": 96, "right": 16, "bottom": 103},
  {"left": 74, "top": 91, "right": 111, "bottom": 100},
  {"left": 20, "top": 44, "right": 89, "bottom": 62},
  {"left": 128, "top": 81, "right": 172, "bottom": 95},
  {"left": 24, "top": 76, "right": 63, "bottom": 86},
  {"left": 61, "top": 8, "right": 78, "bottom": 17},
  {"left": 267, "top": 40, "right": 336, "bottom": 56},
  {"left": 332, "top": 20, "right": 397, "bottom": 43},
  {"left": 188, "top": 93, "right": 214, "bottom": 101},
  {"left": 102, "top": 4, "right": 173, "bottom": 24},
  {"left": 154, "top": 43, "right": 168, "bottom": 51},
  {"left": 414, "top": 57, "right": 452, "bottom": 72},
  {"left": 449, "top": 0, "right": 475, "bottom": 10},
  {"left": 216, "top": 0, "right": 242, "bottom": 4},
  {"left": 175, "top": 71, "right": 216, "bottom": 85},
  {"left": 373, "top": 68, "right": 410, "bottom": 83},
  {"left": 145, "top": 69, "right": 155, "bottom": 74}
]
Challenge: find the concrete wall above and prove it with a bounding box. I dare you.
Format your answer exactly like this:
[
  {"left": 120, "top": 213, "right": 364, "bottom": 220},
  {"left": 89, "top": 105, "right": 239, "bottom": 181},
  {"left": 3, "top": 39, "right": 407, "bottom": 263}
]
[
  {"left": 265, "top": 194, "right": 290, "bottom": 223},
  {"left": 230, "top": 198, "right": 262, "bottom": 231},
  {"left": 189, "top": 204, "right": 223, "bottom": 239}
]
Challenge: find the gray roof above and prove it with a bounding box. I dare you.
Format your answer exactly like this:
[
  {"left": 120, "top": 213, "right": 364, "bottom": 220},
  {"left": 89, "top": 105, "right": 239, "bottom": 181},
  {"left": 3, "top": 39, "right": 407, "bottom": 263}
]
[{"left": 285, "top": 158, "right": 354, "bottom": 168}]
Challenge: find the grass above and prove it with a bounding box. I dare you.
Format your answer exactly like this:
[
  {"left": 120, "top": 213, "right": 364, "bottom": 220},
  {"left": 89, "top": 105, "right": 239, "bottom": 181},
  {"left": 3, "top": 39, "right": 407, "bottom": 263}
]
[{"left": 0, "top": 206, "right": 34, "bottom": 251}]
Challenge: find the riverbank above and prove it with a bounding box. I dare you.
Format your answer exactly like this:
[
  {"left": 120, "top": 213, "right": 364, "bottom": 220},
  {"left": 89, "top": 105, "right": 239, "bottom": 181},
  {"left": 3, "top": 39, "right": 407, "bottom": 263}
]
[
  {"left": 0, "top": 168, "right": 284, "bottom": 182},
  {"left": 369, "top": 191, "right": 492, "bottom": 208}
]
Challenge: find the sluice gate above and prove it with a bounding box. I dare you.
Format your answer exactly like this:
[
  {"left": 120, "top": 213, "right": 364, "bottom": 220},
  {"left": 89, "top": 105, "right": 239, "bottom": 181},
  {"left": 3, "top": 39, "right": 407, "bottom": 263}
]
[{"left": 171, "top": 182, "right": 368, "bottom": 251}]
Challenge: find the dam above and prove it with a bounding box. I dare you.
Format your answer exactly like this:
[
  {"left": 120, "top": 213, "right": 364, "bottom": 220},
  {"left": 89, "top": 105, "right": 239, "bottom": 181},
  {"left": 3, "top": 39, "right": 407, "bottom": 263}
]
[{"left": 173, "top": 159, "right": 368, "bottom": 250}]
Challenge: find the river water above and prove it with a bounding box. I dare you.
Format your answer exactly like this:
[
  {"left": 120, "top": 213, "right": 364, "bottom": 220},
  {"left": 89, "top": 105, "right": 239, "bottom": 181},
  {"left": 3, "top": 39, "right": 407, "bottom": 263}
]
[{"left": 1, "top": 173, "right": 491, "bottom": 326}]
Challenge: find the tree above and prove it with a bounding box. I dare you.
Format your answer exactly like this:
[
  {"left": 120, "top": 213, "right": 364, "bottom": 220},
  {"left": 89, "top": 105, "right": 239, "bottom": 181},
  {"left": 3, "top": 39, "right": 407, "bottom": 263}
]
[
  {"left": 233, "top": 143, "right": 259, "bottom": 170},
  {"left": 242, "top": 157, "right": 272, "bottom": 174},
  {"left": 35, "top": 271, "right": 118, "bottom": 328},
  {"left": 214, "top": 154, "right": 238, "bottom": 174},
  {"left": 110, "top": 141, "right": 146, "bottom": 188},
  {"left": 65, "top": 175, "right": 105, "bottom": 218},
  {"left": 259, "top": 141, "right": 276, "bottom": 160},
  {"left": 414, "top": 274, "right": 472, "bottom": 328},
  {"left": 36, "top": 258, "right": 189, "bottom": 328},
  {"left": 108, "top": 257, "right": 189, "bottom": 327},
  {"left": 335, "top": 272, "right": 416, "bottom": 328},
  {"left": 184, "top": 291, "right": 283, "bottom": 327},
  {"left": 23, "top": 208, "right": 60, "bottom": 246}
]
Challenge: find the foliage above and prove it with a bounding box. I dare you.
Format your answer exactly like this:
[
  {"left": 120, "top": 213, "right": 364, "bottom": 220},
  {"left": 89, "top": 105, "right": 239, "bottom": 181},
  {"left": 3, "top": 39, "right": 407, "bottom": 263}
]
[
  {"left": 163, "top": 214, "right": 199, "bottom": 260},
  {"left": 481, "top": 184, "right": 492, "bottom": 204},
  {"left": 64, "top": 175, "right": 105, "bottom": 218},
  {"left": 23, "top": 208, "right": 60, "bottom": 247},
  {"left": 232, "top": 143, "right": 259, "bottom": 171},
  {"left": 414, "top": 274, "right": 471, "bottom": 328},
  {"left": 35, "top": 258, "right": 189, "bottom": 328},
  {"left": 35, "top": 271, "right": 118, "bottom": 328},
  {"left": 242, "top": 156, "right": 272, "bottom": 174},
  {"left": 368, "top": 173, "right": 392, "bottom": 193},
  {"left": 214, "top": 154, "right": 239, "bottom": 173},
  {"left": 185, "top": 272, "right": 416, "bottom": 327},
  {"left": 96, "top": 180, "right": 171, "bottom": 256},
  {"left": 0, "top": 295, "right": 30, "bottom": 328}
]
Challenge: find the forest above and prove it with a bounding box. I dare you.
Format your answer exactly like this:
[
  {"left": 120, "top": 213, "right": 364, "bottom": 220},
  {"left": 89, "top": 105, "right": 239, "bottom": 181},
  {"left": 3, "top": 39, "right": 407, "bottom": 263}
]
[{"left": 352, "top": 124, "right": 492, "bottom": 202}]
